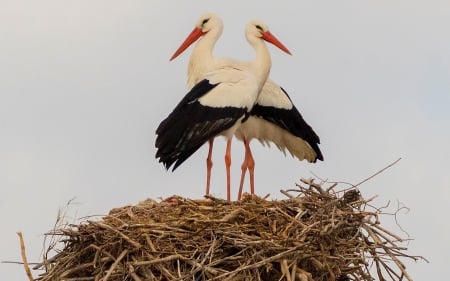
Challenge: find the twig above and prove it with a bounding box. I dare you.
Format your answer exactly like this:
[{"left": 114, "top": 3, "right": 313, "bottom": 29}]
[
  {"left": 290, "top": 260, "right": 297, "bottom": 281},
  {"left": 96, "top": 222, "right": 141, "bottom": 248},
  {"left": 61, "top": 260, "right": 109, "bottom": 278},
  {"left": 143, "top": 233, "right": 157, "bottom": 252},
  {"left": 280, "top": 189, "right": 294, "bottom": 198},
  {"left": 394, "top": 200, "right": 411, "bottom": 239},
  {"left": 282, "top": 259, "right": 292, "bottom": 281},
  {"left": 102, "top": 249, "right": 128, "bottom": 281},
  {"left": 1, "top": 261, "right": 39, "bottom": 265},
  {"left": 372, "top": 223, "right": 404, "bottom": 242},
  {"left": 355, "top": 158, "right": 402, "bottom": 187},
  {"left": 64, "top": 277, "right": 95, "bottom": 281},
  {"left": 17, "top": 232, "right": 33, "bottom": 281},
  {"left": 300, "top": 178, "right": 326, "bottom": 195},
  {"left": 133, "top": 254, "right": 183, "bottom": 266}
]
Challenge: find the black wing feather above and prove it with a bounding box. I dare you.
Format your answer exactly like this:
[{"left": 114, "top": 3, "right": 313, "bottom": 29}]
[
  {"left": 156, "top": 80, "right": 247, "bottom": 171},
  {"left": 156, "top": 80, "right": 218, "bottom": 137},
  {"left": 250, "top": 87, "right": 324, "bottom": 161}
]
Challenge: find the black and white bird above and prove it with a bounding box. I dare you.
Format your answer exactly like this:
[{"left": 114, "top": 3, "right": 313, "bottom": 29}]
[
  {"left": 234, "top": 83, "right": 323, "bottom": 200},
  {"left": 168, "top": 13, "right": 323, "bottom": 200},
  {"left": 156, "top": 17, "right": 292, "bottom": 201}
]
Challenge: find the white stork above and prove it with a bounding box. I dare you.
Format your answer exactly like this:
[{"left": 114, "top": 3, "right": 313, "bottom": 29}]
[
  {"left": 156, "top": 18, "right": 291, "bottom": 201},
  {"left": 234, "top": 84, "right": 323, "bottom": 200},
  {"left": 169, "top": 13, "right": 323, "bottom": 200}
]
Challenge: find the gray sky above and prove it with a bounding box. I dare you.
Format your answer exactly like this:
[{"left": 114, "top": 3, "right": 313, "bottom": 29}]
[{"left": 1, "top": 1, "right": 449, "bottom": 279}]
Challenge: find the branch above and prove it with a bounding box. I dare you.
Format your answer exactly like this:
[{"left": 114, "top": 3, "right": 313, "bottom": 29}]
[{"left": 17, "top": 232, "right": 34, "bottom": 281}]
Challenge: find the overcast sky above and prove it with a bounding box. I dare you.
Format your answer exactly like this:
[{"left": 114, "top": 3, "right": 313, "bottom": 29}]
[{"left": 1, "top": 1, "right": 449, "bottom": 279}]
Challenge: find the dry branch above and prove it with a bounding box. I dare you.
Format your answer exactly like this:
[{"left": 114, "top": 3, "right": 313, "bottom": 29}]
[{"left": 17, "top": 232, "right": 34, "bottom": 281}]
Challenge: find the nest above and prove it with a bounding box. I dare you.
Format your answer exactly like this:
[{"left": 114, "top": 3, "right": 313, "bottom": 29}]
[{"left": 33, "top": 179, "right": 423, "bottom": 281}]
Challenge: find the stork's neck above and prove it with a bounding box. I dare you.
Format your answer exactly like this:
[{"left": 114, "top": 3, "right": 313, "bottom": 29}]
[
  {"left": 187, "top": 30, "right": 221, "bottom": 89},
  {"left": 248, "top": 37, "right": 272, "bottom": 91}
]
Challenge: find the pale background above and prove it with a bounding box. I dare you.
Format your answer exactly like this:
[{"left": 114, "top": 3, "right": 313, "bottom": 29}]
[{"left": 1, "top": 1, "right": 449, "bottom": 279}]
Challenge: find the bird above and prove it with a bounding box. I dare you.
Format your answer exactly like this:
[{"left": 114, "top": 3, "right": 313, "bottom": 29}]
[
  {"left": 234, "top": 83, "right": 323, "bottom": 200},
  {"left": 169, "top": 13, "right": 323, "bottom": 200},
  {"left": 156, "top": 17, "right": 292, "bottom": 201},
  {"left": 168, "top": 13, "right": 226, "bottom": 198}
]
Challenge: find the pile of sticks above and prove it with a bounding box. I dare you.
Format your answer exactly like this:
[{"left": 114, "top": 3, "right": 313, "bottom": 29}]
[{"left": 32, "top": 179, "right": 423, "bottom": 281}]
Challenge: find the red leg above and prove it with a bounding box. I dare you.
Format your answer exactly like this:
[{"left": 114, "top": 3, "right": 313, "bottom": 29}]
[
  {"left": 237, "top": 139, "right": 249, "bottom": 200},
  {"left": 205, "top": 138, "right": 214, "bottom": 196},
  {"left": 224, "top": 139, "right": 232, "bottom": 201},
  {"left": 246, "top": 140, "right": 255, "bottom": 195}
]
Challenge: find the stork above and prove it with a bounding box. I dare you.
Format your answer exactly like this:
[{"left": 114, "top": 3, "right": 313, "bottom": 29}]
[
  {"left": 156, "top": 19, "right": 291, "bottom": 201},
  {"left": 169, "top": 13, "right": 323, "bottom": 200},
  {"left": 234, "top": 84, "right": 323, "bottom": 200}
]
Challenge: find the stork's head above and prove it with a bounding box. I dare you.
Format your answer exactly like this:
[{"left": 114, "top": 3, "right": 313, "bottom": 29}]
[
  {"left": 194, "top": 12, "right": 223, "bottom": 35},
  {"left": 245, "top": 20, "right": 292, "bottom": 56},
  {"left": 170, "top": 13, "right": 223, "bottom": 61},
  {"left": 245, "top": 20, "right": 270, "bottom": 39}
]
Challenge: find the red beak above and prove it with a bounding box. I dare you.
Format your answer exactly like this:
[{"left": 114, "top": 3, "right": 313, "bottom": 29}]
[
  {"left": 170, "top": 27, "right": 205, "bottom": 61},
  {"left": 262, "top": 31, "right": 292, "bottom": 56}
]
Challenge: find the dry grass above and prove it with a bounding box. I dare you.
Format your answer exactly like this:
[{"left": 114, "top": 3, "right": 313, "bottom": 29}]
[{"left": 32, "top": 178, "right": 425, "bottom": 281}]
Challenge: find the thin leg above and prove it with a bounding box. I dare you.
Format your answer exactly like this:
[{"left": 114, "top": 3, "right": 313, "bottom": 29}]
[
  {"left": 205, "top": 138, "right": 214, "bottom": 196},
  {"left": 237, "top": 139, "right": 249, "bottom": 200},
  {"left": 224, "top": 139, "right": 232, "bottom": 201},
  {"left": 246, "top": 140, "right": 255, "bottom": 195}
]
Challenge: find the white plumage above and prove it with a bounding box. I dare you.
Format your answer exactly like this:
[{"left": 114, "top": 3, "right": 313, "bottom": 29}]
[{"left": 199, "top": 68, "right": 259, "bottom": 109}]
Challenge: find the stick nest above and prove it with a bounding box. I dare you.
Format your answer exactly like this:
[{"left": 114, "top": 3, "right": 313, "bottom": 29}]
[{"left": 33, "top": 179, "right": 423, "bottom": 281}]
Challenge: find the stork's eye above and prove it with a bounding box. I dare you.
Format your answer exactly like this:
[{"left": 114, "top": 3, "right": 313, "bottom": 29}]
[
  {"left": 255, "top": 25, "right": 263, "bottom": 32},
  {"left": 202, "top": 18, "right": 210, "bottom": 26}
]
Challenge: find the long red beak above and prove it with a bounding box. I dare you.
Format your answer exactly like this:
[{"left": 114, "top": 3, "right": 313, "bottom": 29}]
[
  {"left": 262, "top": 31, "right": 292, "bottom": 55},
  {"left": 169, "top": 27, "right": 205, "bottom": 61}
]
